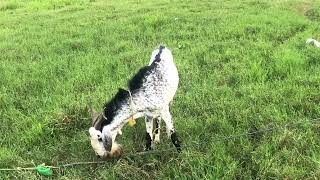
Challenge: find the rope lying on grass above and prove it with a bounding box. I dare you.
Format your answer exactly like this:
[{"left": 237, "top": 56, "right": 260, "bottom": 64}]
[{"left": 1, "top": 117, "right": 320, "bottom": 175}]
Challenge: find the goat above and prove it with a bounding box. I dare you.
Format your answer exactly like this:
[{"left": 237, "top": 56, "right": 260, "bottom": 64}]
[{"left": 89, "top": 45, "right": 181, "bottom": 158}]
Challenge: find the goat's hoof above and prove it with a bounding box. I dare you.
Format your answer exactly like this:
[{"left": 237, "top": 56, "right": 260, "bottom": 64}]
[
  {"left": 144, "top": 147, "right": 152, "bottom": 151},
  {"left": 176, "top": 146, "right": 182, "bottom": 153}
]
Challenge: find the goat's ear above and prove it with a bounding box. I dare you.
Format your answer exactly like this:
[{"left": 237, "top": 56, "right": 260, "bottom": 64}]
[{"left": 102, "top": 130, "right": 113, "bottom": 152}]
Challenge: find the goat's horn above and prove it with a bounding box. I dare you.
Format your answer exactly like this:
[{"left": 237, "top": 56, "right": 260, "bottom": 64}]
[{"left": 88, "top": 96, "right": 101, "bottom": 128}]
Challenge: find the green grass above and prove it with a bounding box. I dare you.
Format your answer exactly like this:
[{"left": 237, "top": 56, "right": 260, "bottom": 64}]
[{"left": 1, "top": 0, "right": 320, "bottom": 179}]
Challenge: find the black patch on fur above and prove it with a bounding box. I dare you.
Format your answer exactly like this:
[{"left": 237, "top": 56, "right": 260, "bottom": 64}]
[
  {"left": 103, "top": 131, "right": 113, "bottom": 152},
  {"left": 128, "top": 45, "right": 165, "bottom": 92},
  {"left": 171, "top": 132, "right": 182, "bottom": 152},
  {"left": 128, "top": 66, "right": 151, "bottom": 92},
  {"left": 145, "top": 132, "right": 152, "bottom": 151},
  {"left": 153, "top": 45, "right": 165, "bottom": 63},
  {"left": 100, "top": 88, "right": 129, "bottom": 130}
]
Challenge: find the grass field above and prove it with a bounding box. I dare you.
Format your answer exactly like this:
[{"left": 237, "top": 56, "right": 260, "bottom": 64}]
[{"left": 1, "top": 0, "right": 320, "bottom": 179}]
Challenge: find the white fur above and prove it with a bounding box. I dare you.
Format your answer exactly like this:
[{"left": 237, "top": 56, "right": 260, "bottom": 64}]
[
  {"left": 306, "top": 38, "right": 320, "bottom": 48},
  {"left": 89, "top": 127, "right": 107, "bottom": 157}
]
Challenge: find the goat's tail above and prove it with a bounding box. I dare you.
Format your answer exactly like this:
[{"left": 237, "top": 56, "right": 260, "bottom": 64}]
[{"left": 149, "top": 45, "right": 173, "bottom": 65}]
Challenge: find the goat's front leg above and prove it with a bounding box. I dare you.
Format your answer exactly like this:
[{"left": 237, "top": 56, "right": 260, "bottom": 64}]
[
  {"left": 161, "top": 107, "right": 182, "bottom": 152},
  {"left": 144, "top": 116, "right": 153, "bottom": 151}
]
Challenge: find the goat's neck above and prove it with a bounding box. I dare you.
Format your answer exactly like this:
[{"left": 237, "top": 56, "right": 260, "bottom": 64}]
[{"left": 104, "top": 102, "right": 136, "bottom": 138}]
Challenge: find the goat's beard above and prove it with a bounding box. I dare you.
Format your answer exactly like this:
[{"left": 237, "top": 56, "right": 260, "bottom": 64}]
[{"left": 89, "top": 127, "right": 123, "bottom": 159}]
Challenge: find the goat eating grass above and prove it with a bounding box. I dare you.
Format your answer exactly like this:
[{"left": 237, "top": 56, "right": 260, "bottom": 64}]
[{"left": 89, "top": 45, "right": 181, "bottom": 158}]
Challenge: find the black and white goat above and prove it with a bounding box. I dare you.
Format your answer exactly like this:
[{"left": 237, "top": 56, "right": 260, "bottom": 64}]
[{"left": 89, "top": 45, "right": 181, "bottom": 158}]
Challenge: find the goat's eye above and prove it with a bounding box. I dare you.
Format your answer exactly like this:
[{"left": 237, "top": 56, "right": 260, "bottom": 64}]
[{"left": 98, "top": 137, "right": 102, "bottom": 142}]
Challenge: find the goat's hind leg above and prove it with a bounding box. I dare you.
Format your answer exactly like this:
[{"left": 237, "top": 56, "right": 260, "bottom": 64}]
[
  {"left": 144, "top": 116, "right": 153, "bottom": 151},
  {"left": 161, "top": 107, "right": 182, "bottom": 152},
  {"left": 153, "top": 117, "right": 161, "bottom": 144}
]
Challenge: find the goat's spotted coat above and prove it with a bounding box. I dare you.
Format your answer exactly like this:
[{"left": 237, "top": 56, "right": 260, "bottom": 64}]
[{"left": 89, "top": 45, "right": 181, "bottom": 158}]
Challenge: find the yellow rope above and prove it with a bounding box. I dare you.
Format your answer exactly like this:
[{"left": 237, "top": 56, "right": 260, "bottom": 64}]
[{"left": 127, "top": 89, "right": 137, "bottom": 127}]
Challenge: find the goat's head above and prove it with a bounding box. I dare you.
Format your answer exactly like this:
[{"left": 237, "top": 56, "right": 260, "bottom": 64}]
[
  {"left": 89, "top": 127, "right": 107, "bottom": 158},
  {"left": 88, "top": 108, "right": 123, "bottom": 159}
]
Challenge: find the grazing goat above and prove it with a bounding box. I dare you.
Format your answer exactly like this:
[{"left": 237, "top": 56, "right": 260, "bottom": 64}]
[{"left": 89, "top": 45, "right": 181, "bottom": 158}]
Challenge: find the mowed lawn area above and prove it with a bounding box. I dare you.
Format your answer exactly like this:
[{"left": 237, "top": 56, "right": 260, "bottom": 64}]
[{"left": 1, "top": 0, "right": 320, "bottom": 179}]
